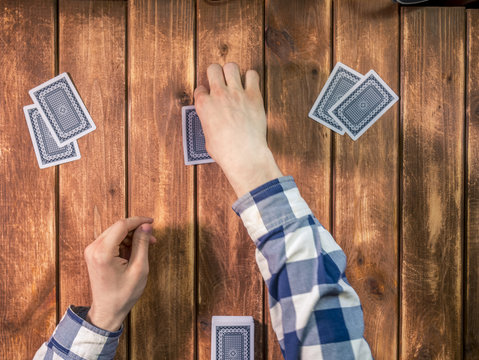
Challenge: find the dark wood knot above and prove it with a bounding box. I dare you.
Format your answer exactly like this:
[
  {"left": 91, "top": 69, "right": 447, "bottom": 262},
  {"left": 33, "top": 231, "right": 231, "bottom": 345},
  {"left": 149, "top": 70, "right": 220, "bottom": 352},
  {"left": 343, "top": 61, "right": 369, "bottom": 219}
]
[
  {"left": 218, "top": 42, "right": 229, "bottom": 56},
  {"left": 366, "top": 277, "right": 384, "bottom": 297},
  {"left": 178, "top": 91, "right": 191, "bottom": 106},
  {"left": 265, "top": 26, "right": 295, "bottom": 60},
  {"left": 414, "top": 345, "right": 432, "bottom": 360},
  {"left": 200, "top": 320, "right": 210, "bottom": 330}
]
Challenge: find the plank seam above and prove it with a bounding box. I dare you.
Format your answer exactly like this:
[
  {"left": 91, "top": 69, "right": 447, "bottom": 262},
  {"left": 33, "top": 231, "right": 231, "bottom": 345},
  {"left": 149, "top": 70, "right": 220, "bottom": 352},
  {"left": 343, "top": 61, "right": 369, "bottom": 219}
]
[
  {"left": 397, "top": 6, "right": 402, "bottom": 360},
  {"left": 125, "top": 1, "right": 130, "bottom": 358},
  {"left": 194, "top": 1, "right": 199, "bottom": 359},
  {"left": 55, "top": 0, "right": 60, "bottom": 326},
  {"left": 463, "top": 9, "right": 469, "bottom": 359},
  {"left": 329, "top": 0, "right": 336, "bottom": 238},
  {"left": 398, "top": 6, "right": 404, "bottom": 360},
  {"left": 262, "top": 0, "right": 267, "bottom": 359}
]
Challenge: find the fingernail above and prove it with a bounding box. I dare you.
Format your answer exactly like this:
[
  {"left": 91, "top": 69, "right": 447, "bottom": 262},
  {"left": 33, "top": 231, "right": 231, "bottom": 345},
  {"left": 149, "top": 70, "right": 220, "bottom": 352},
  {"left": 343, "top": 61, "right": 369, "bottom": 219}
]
[{"left": 141, "top": 224, "right": 153, "bottom": 234}]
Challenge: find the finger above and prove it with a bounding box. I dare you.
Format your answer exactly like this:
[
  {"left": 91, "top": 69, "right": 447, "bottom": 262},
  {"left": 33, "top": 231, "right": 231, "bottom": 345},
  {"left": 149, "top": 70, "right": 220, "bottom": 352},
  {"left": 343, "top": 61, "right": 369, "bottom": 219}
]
[
  {"left": 245, "top": 69, "right": 260, "bottom": 92},
  {"left": 223, "top": 62, "right": 243, "bottom": 89},
  {"left": 207, "top": 63, "right": 226, "bottom": 90},
  {"left": 101, "top": 217, "right": 153, "bottom": 253},
  {"left": 129, "top": 223, "right": 153, "bottom": 272},
  {"left": 194, "top": 85, "right": 209, "bottom": 104}
]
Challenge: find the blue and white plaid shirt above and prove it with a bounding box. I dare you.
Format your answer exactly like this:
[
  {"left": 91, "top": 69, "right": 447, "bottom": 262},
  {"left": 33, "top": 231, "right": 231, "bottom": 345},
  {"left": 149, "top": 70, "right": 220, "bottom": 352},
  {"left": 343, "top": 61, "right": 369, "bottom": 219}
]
[{"left": 34, "top": 176, "right": 372, "bottom": 359}]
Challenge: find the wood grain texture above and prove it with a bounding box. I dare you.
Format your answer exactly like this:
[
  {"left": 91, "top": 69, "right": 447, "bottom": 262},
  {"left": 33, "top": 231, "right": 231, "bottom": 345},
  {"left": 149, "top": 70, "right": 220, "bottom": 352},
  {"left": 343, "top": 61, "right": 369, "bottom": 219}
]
[
  {"left": 264, "top": 0, "right": 331, "bottom": 357},
  {"left": 58, "top": 1, "right": 127, "bottom": 358},
  {"left": 466, "top": 9, "right": 479, "bottom": 359},
  {"left": 0, "top": 1, "right": 56, "bottom": 358},
  {"left": 196, "top": 0, "right": 264, "bottom": 359},
  {"left": 401, "top": 7, "right": 464, "bottom": 359},
  {"left": 128, "top": 1, "right": 195, "bottom": 358},
  {"left": 334, "top": 1, "right": 399, "bottom": 358}
]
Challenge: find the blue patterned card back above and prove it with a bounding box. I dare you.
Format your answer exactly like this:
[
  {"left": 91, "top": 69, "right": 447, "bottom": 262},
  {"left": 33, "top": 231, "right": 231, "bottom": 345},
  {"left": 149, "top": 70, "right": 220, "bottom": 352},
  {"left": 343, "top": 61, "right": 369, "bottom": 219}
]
[
  {"left": 309, "top": 62, "right": 364, "bottom": 134},
  {"left": 29, "top": 73, "right": 96, "bottom": 146},
  {"left": 23, "top": 105, "right": 80, "bottom": 169},
  {"left": 328, "top": 70, "right": 398, "bottom": 141},
  {"left": 216, "top": 326, "right": 250, "bottom": 360},
  {"left": 211, "top": 316, "right": 254, "bottom": 360},
  {"left": 182, "top": 105, "right": 214, "bottom": 165}
]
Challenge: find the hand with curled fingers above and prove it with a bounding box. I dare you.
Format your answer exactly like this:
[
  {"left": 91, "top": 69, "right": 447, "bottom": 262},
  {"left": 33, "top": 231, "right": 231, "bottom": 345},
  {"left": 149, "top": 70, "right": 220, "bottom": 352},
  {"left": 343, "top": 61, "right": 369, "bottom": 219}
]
[
  {"left": 83, "top": 216, "right": 156, "bottom": 332},
  {"left": 194, "top": 62, "right": 282, "bottom": 197}
]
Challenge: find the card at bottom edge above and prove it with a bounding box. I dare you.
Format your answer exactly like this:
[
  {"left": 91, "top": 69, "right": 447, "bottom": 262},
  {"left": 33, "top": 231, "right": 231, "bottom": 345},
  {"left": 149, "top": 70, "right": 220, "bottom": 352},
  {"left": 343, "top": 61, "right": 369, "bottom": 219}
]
[
  {"left": 211, "top": 316, "right": 254, "bottom": 360},
  {"left": 23, "top": 104, "right": 81, "bottom": 169}
]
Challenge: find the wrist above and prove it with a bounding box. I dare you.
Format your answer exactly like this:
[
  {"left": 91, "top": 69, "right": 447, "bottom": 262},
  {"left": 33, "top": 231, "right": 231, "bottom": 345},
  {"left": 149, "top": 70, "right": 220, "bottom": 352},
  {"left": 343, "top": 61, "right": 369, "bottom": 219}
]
[
  {"left": 222, "top": 148, "right": 283, "bottom": 197},
  {"left": 86, "top": 306, "right": 124, "bottom": 332}
]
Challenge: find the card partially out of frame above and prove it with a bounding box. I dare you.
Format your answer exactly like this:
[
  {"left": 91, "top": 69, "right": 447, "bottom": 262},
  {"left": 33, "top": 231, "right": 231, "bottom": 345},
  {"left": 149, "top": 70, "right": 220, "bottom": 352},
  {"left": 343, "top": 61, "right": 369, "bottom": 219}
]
[{"left": 211, "top": 316, "right": 254, "bottom": 360}]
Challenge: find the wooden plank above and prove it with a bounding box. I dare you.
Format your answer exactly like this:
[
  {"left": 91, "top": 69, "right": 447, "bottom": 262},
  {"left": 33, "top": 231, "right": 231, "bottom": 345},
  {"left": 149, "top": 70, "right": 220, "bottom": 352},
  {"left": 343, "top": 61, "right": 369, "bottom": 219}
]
[
  {"left": 0, "top": 1, "right": 56, "bottom": 358},
  {"left": 401, "top": 7, "right": 464, "bottom": 359},
  {"left": 264, "top": 0, "right": 331, "bottom": 357},
  {"left": 466, "top": 9, "right": 479, "bottom": 359},
  {"left": 196, "top": 0, "right": 264, "bottom": 358},
  {"left": 58, "top": 1, "right": 127, "bottom": 358},
  {"left": 333, "top": 1, "right": 399, "bottom": 358},
  {"left": 128, "top": 0, "right": 195, "bottom": 358}
]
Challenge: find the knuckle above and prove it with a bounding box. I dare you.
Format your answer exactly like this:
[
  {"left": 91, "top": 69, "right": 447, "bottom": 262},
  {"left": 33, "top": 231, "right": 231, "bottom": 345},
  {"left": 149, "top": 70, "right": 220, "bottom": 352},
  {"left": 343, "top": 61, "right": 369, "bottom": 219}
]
[
  {"left": 132, "top": 264, "right": 149, "bottom": 278},
  {"left": 84, "top": 245, "right": 92, "bottom": 261},
  {"left": 91, "top": 249, "right": 109, "bottom": 265},
  {"left": 212, "top": 85, "right": 226, "bottom": 96},
  {"left": 115, "top": 218, "right": 127, "bottom": 229},
  {"left": 195, "top": 91, "right": 206, "bottom": 105}
]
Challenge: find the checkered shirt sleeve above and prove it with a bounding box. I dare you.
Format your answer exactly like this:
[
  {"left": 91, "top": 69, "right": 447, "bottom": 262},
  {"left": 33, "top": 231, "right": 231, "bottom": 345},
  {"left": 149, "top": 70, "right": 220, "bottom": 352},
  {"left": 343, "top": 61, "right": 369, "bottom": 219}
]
[
  {"left": 33, "top": 306, "right": 122, "bottom": 360},
  {"left": 232, "top": 176, "right": 373, "bottom": 359}
]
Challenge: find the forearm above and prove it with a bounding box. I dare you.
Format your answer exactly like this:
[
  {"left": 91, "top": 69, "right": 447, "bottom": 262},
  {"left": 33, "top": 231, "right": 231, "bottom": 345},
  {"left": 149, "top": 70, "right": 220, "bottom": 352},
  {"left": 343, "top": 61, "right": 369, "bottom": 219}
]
[
  {"left": 33, "top": 306, "right": 122, "bottom": 360},
  {"left": 233, "top": 176, "right": 372, "bottom": 359}
]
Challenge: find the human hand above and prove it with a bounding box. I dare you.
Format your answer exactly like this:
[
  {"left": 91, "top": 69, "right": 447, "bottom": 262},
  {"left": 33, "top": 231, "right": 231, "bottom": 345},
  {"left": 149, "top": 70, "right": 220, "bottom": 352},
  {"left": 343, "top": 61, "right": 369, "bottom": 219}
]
[
  {"left": 194, "top": 63, "right": 282, "bottom": 197},
  {"left": 84, "top": 217, "right": 156, "bottom": 332}
]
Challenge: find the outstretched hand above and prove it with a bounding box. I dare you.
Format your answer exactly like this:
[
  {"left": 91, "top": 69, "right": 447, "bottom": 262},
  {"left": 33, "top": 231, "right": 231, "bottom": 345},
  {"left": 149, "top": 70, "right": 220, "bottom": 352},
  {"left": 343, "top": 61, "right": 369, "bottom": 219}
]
[
  {"left": 84, "top": 216, "right": 156, "bottom": 332},
  {"left": 194, "top": 63, "right": 282, "bottom": 197}
]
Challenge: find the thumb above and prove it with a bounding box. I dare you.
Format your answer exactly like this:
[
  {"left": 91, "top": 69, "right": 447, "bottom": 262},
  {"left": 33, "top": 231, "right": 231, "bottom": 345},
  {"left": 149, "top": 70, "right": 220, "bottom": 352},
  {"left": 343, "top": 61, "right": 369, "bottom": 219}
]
[{"left": 129, "top": 223, "right": 153, "bottom": 271}]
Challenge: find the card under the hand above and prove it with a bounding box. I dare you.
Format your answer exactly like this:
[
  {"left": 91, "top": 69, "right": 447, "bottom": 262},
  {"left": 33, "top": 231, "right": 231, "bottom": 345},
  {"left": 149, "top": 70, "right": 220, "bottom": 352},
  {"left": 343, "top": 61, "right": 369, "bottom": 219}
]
[
  {"left": 182, "top": 105, "right": 214, "bottom": 165},
  {"left": 328, "top": 70, "right": 398, "bottom": 141},
  {"left": 211, "top": 316, "right": 254, "bottom": 360},
  {"left": 23, "top": 104, "right": 81, "bottom": 169},
  {"left": 29, "top": 72, "right": 96, "bottom": 147},
  {"left": 308, "top": 62, "right": 364, "bottom": 135}
]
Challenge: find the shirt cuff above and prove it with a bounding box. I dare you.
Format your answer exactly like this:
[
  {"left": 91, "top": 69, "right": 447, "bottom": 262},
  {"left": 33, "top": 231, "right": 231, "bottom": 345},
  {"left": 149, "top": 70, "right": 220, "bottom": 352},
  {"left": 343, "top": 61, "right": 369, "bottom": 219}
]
[
  {"left": 232, "top": 176, "right": 313, "bottom": 243},
  {"left": 46, "top": 305, "right": 122, "bottom": 359}
]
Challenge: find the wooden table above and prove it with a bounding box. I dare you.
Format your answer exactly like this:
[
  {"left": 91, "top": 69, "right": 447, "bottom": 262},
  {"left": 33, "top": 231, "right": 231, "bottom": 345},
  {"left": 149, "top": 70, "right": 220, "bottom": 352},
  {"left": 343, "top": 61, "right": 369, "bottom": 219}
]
[{"left": 1, "top": 1, "right": 477, "bottom": 359}]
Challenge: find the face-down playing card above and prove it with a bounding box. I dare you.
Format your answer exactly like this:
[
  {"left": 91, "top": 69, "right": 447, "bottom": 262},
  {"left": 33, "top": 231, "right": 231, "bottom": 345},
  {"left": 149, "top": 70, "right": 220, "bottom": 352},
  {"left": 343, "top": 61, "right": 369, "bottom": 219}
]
[
  {"left": 29, "top": 72, "right": 96, "bottom": 147},
  {"left": 23, "top": 105, "right": 81, "bottom": 169},
  {"left": 308, "top": 62, "right": 364, "bottom": 135},
  {"left": 182, "top": 105, "right": 214, "bottom": 165},
  {"left": 328, "top": 70, "right": 399, "bottom": 141},
  {"left": 211, "top": 316, "right": 254, "bottom": 360}
]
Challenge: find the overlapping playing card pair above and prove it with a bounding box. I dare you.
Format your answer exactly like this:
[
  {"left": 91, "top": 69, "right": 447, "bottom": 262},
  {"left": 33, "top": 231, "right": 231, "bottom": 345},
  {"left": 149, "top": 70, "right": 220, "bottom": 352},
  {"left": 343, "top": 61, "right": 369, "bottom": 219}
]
[
  {"left": 309, "top": 62, "right": 398, "bottom": 140},
  {"left": 211, "top": 316, "right": 254, "bottom": 360},
  {"left": 23, "top": 73, "right": 95, "bottom": 168}
]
